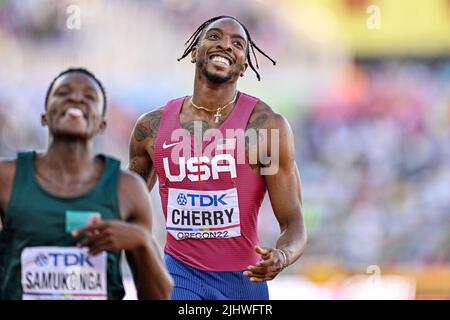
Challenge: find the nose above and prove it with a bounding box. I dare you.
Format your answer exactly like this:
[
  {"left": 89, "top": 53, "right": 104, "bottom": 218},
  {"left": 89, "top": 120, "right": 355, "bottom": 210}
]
[
  {"left": 68, "top": 90, "right": 84, "bottom": 103},
  {"left": 216, "top": 36, "right": 233, "bottom": 52}
]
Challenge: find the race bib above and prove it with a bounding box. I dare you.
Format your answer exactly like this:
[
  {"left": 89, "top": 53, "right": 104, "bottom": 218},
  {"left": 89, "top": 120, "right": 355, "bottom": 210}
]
[
  {"left": 21, "top": 247, "right": 107, "bottom": 300},
  {"left": 166, "top": 187, "right": 241, "bottom": 240}
]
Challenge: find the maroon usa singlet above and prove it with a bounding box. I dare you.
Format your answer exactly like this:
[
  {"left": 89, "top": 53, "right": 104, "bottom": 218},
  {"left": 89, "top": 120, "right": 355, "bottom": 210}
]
[{"left": 154, "top": 92, "right": 266, "bottom": 271}]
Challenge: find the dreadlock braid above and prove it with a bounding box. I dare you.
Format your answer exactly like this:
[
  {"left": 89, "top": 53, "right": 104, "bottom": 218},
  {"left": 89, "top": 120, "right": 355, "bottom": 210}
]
[{"left": 177, "top": 15, "right": 276, "bottom": 81}]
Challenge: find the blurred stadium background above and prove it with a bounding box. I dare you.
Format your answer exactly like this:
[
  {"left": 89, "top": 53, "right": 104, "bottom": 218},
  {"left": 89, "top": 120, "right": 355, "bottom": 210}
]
[{"left": 0, "top": 0, "right": 449, "bottom": 299}]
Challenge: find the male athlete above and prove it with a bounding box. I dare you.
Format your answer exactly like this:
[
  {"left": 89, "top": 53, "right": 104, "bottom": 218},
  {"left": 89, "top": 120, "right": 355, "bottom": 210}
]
[
  {"left": 0, "top": 68, "right": 173, "bottom": 300},
  {"left": 129, "top": 16, "right": 306, "bottom": 300}
]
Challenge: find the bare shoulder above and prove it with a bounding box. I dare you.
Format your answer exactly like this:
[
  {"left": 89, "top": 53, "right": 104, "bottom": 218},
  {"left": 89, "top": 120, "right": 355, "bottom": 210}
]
[
  {"left": 117, "top": 169, "right": 151, "bottom": 221},
  {"left": 132, "top": 106, "right": 165, "bottom": 142},
  {"left": 137, "top": 106, "right": 165, "bottom": 123},
  {"left": 247, "top": 100, "right": 291, "bottom": 132},
  {"left": 118, "top": 169, "right": 148, "bottom": 195}
]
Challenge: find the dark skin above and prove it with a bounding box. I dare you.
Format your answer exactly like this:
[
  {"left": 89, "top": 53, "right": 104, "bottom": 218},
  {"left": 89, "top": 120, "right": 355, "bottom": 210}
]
[
  {"left": 129, "top": 18, "right": 307, "bottom": 282},
  {"left": 0, "top": 72, "right": 173, "bottom": 299}
]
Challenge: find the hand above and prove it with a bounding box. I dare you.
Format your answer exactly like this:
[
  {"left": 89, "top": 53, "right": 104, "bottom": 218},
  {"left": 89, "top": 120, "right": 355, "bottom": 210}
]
[
  {"left": 72, "top": 216, "right": 148, "bottom": 256},
  {"left": 243, "top": 246, "right": 286, "bottom": 282}
]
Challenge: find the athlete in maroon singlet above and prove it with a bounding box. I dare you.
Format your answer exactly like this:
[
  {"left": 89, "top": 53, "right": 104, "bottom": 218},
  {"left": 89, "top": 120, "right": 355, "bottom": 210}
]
[{"left": 129, "top": 16, "right": 307, "bottom": 300}]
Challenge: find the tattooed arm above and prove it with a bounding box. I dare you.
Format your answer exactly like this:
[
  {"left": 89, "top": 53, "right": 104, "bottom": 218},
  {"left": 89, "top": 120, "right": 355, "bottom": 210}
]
[
  {"left": 128, "top": 107, "right": 164, "bottom": 191},
  {"left": 244, "top": 101, "right": 307, "bottom": 282}
]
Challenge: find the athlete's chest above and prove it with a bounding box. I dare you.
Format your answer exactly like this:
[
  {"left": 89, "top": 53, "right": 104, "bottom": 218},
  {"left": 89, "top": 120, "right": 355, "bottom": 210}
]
[
  {"left": 152, "top": 128, "right": 262, "bottom": 179},
  {"left": 34, "top": 160, "right": 104, "bottom": 198},
  {"left": 179, "top": 104, "right": 233, "bottom": 133}
]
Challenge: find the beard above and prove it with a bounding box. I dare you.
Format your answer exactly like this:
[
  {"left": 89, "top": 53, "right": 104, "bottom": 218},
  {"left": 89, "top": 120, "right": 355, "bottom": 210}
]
[{"left": 202, "top": 65, "right": 235, "bottom": 83}]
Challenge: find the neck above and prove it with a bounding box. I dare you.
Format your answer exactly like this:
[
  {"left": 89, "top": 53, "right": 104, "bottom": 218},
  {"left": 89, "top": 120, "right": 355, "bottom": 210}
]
[
  {"left": 41, "top": 137, "right": 96, "bottom": 175},
  {"left": 192, "top": 73, "right": 238, "bottom": 111}
]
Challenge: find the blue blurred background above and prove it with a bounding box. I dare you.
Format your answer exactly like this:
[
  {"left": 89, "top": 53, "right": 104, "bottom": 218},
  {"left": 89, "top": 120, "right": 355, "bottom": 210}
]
[{"left": 0, "top": 0, "right": 449, "bottom": 299}]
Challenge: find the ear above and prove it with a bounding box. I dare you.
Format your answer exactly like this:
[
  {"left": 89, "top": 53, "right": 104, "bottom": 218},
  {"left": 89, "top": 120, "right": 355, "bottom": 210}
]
[
  {"left": 98, "top": 119, "right": 107, "bottom": 134},
  {"left": 240, "top": 62, "right": 248, "bottom": 77},
  {"left": 41, "top": 114, "right": 48, "bottom": 127},
  {"left": 191, "top": 46, "right": 198, "bottom": 63}
]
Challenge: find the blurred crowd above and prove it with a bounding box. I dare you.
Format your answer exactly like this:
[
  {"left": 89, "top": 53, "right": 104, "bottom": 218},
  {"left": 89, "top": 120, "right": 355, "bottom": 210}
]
[
  {"left": 298, "top": 61, "right": 450, "bottom": 270},
  {"left": 0, "top": 0, "right": 449, "bottom": 275}
]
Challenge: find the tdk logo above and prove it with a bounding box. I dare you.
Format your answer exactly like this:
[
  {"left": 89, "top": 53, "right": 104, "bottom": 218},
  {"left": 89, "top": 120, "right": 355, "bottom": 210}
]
[
  {"left": 34, "top": 252, "right": 94, "bottom": 267},
  {"left": 34, "top": 253, "right": 48, "bottom": 267},
  {"left": 177, "top": 194, "right": 187, "bottom": 206},
  {"left": 176, "top": 193, "right": 227, "bottom": 207}
]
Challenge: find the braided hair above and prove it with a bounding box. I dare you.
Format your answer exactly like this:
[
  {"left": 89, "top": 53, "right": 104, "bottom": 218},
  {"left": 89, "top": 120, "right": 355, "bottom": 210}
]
[{"left": 177, "top": 15, "right": 276, "bottom": 81}]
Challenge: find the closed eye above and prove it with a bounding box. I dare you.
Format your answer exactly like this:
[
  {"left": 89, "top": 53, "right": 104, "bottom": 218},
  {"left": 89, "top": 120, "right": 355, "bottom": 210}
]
[
  {"left": 55, "top": 90, "right": 69, "bottom": 96},
  {"left": 85, "top": 94, "right": 96, "bottom": 101}
]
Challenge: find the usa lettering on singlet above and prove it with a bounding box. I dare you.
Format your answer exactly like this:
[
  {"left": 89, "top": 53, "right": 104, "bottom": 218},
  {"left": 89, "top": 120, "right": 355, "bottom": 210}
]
[{"left": 21, "top": 247, "right": 107, "bottom": 300}]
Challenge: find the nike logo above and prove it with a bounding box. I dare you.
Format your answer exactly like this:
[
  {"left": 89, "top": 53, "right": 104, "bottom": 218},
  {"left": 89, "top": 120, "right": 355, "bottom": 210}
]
[{"left": 162, "top": 141, "right": 182, "bottom": 149}]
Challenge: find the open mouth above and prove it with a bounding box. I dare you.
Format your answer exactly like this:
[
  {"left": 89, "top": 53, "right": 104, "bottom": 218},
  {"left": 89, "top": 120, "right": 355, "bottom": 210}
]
[
  {"left": 210, "top": 55, "right": 232, "bottom": 66},
  {"left": 62, "top": 107, "right": 87, "bottom": 119}
]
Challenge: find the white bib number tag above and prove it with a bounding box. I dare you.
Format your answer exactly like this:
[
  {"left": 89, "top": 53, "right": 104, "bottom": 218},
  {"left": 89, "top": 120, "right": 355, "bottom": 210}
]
[
  {"left": 166, "top": 187, "right": 241, "bottom": 240},
  {"left": 21, "top": 247, "right": 107, "bottom": 300}
]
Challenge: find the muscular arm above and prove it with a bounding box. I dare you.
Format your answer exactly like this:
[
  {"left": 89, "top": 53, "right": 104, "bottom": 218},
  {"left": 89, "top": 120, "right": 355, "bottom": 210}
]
[
  {"left": 120, "top": 172, "right": 173, "bottom": 300},
  {"left": 263, "top": 114, "right": 307, "bottom": 266},
  {"left": 128, "top": 108, "right": 163, "bottom": 191},
  {"left": 244, "top": 104, "right": 307, "bottom": 282}
]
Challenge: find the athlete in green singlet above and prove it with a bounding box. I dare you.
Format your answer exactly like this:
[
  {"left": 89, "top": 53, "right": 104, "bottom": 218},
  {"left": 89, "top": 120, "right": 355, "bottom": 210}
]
[{"left": 0, "top": 68, "right": 173, "bottom": 300}]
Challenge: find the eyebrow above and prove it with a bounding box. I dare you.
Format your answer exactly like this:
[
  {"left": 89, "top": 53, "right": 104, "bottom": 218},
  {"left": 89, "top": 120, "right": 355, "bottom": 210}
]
[
  {"left": 83, "top": 87, "right": 98, "bottom": 95},
  {"left": 206, "top": 28, "right": 246, "bottom": 42},
  {"left": 54, "top": 83, "right": 99, "bottom": 96},
  {"left": 54, "top": 84, "right": 70, "bottom": 91}
]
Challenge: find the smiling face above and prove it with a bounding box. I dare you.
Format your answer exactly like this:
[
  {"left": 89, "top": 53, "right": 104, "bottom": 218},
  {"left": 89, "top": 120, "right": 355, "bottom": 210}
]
[
  {"left": 43, "top": 72, "right": 106, "bottom": 140},
  {"left": 192, "top": 18, "right": 249, "bottom": 84}
]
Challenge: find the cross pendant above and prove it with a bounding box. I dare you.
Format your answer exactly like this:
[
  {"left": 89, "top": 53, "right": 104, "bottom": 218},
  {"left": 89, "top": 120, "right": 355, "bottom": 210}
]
[{"left": 214, "top": 110, "right": 221, "bottom": 123}]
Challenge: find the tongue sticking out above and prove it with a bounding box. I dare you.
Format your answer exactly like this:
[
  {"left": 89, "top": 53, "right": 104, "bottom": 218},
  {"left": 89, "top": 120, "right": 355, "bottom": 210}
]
[{"left": 66, "top": 107, "right": 84, "bottom": 118}]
